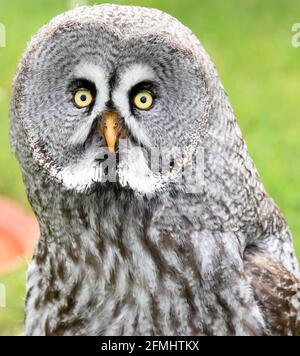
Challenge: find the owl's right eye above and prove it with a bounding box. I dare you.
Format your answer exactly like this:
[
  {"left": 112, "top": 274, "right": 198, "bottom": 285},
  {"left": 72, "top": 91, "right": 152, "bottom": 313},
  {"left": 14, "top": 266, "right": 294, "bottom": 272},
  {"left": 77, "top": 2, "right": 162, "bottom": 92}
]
[{"left": 73, "top": 88, "right": 94, "bottom": 108}]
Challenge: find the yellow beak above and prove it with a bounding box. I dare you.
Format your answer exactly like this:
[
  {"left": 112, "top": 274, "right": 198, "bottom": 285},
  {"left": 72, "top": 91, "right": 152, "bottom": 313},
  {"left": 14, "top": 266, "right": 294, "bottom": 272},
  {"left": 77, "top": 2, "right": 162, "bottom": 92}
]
[{"left": 102, "top": 112, "right": 119, "bottom": 153}]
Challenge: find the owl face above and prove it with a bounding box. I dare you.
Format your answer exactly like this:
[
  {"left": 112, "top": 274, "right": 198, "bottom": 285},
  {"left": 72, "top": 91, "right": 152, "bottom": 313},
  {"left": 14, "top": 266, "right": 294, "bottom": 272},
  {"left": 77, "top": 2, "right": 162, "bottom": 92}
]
[{"left": 15, "top": 6, "right": 208, "bottom": 194}]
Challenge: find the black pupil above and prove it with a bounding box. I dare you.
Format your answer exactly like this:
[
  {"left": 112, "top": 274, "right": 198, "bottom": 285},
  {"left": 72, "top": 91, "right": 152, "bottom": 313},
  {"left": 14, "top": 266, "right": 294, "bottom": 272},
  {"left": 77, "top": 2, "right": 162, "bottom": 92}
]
[
  {"left": 80, "top": 94, "right": 87, "bottom": 102},
  {"left": 140, "top": 96, "right": 147, "bottom": 104}
]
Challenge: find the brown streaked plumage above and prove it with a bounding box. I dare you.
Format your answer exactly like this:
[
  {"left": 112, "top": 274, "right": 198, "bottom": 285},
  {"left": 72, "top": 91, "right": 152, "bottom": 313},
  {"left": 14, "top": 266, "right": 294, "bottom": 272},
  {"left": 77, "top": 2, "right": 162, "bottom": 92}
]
[{"left": 246, "top": 248, "right": 300, "bottom": 336}]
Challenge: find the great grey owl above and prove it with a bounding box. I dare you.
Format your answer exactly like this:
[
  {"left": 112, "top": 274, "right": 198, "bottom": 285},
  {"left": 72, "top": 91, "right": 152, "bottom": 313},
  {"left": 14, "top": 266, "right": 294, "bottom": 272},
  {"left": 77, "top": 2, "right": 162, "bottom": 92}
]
[{"left": 10, "top": 4, "right": 300, "bottom": 336}]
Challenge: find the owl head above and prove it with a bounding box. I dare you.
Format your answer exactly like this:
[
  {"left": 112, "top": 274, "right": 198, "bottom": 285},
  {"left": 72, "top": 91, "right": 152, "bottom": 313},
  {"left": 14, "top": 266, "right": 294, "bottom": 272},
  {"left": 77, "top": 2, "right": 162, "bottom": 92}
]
[{"left": 11, "top": 5, "right": 222, "bottom": 195}]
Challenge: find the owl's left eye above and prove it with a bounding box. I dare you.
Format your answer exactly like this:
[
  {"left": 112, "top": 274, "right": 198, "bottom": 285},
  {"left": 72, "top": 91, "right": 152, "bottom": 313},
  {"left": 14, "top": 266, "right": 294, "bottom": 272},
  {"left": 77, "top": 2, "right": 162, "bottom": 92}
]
[
  {"left": 73, "top": 88, "right": 94, "bottom": 108},
  {"left": 132, "top": 91, "right": 154, "bottom": 111}
]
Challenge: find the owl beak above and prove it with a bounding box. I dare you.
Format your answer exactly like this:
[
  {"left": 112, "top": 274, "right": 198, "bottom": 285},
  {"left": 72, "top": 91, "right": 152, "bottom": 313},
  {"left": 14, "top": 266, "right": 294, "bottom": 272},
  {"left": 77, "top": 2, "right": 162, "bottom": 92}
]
[{"left": 101, "top": 112, "right": 120, "bottom": 153}]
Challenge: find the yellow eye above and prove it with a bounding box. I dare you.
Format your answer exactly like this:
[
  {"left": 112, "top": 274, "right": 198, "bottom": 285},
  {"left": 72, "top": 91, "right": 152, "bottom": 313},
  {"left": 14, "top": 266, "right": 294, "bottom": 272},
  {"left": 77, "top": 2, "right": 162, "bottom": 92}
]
[
  {"left": 73, "top": 88, "right": 94, "bottom": 108},
  {"left": 133, "top": 91, "right": 154, "bottom": 110}
]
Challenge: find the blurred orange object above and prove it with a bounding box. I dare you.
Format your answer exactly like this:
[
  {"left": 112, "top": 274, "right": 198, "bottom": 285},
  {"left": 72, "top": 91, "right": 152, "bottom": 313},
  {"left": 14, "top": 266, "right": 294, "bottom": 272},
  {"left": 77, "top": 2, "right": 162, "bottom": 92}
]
[{"left": 0, "top": 198, "right": 39, "bottom": 274}]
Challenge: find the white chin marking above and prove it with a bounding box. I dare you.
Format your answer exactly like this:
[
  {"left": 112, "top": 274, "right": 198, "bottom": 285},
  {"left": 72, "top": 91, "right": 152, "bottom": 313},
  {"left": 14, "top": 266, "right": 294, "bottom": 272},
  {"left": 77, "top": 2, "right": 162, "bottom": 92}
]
[
  {"left": 57, "top": 143, "right": 161, "bottom": 195},
  {"left": 58, "top": 157, "right": 102, "bottom": 192},
  {"left": 118, "top": 143, "right": 161, "bottom": 195}
]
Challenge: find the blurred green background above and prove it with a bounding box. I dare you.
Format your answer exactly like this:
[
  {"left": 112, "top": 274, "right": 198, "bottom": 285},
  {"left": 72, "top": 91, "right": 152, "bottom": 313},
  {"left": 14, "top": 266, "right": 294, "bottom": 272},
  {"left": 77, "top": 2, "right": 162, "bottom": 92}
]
[{"left": 0, "top": 0, "right": 299, "bottom": 336}]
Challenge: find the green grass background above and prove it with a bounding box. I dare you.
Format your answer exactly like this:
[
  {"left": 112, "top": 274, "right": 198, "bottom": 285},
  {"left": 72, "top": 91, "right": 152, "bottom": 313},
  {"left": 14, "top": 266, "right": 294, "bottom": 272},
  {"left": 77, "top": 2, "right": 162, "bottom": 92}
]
[{"left": 0, "top": 0, "right": 300, "bottom": 335}]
